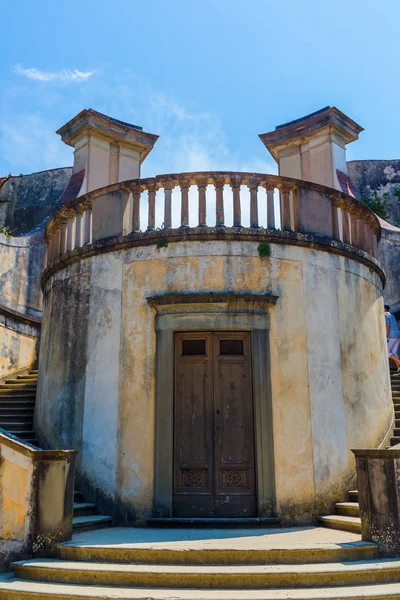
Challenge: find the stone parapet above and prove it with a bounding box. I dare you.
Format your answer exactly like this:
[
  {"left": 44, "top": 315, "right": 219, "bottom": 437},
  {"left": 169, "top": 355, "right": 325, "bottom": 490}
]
[{"left": 353, "top": 448, "right": 400, "bottom": 556}]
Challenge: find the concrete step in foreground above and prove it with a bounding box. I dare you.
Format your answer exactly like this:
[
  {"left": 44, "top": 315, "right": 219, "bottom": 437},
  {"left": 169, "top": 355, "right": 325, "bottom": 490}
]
[
  {"left": 11, "top": 558, "right": 400, "bottom": 589},
  {"left": 3, "top": 577, "right": 400, "bottom": 600}
]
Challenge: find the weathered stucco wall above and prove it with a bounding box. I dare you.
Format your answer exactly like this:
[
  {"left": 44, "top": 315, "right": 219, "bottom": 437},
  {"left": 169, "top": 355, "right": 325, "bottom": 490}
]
[
  {"left": 0, "top": 233, "right": 45, "bottom": 377},
  {"left": 377, "top": 221, "right": 400, "bottom": 315},
  {"left": 37, "top": 239, "right": 391, "bottom": 525},
  {"left": 0, "top": 168, "right": 72, "bottom": 378}
]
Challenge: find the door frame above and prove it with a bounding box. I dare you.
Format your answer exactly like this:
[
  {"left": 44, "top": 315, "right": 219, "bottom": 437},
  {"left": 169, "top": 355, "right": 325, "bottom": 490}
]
[{"left": 149, "top": 293, "right": 278, "bottom": 518}]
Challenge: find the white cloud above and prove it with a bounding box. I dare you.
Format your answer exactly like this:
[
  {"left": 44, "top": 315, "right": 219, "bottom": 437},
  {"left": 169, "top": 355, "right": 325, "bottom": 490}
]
[
  {"left": 13, "top": 64, "right": 96, "bottom": 83},
  {"left": 0, "top": 114, "right": 73, "bottom": 172}
]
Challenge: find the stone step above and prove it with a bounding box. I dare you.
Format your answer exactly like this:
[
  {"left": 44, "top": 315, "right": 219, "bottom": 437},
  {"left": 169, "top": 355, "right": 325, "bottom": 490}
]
[
  {"left": 9, "top": 430, "right": 37, "bottom": 439},
  {"left": 10, "top": 558, "right": 400, "bottom": 589},
  {"left": 348, "top": 490, "right": 358, "bottom": 502},
  {"left": 0, "top": 383, "right": 37, "bottom": 390},
  {"left": 394, "top": 428, "right": 400, "bottom": 436},
  {"left": 73, "top": 502, "right": 97, "bottom": 517},
  {"left": 16, "top": 374, "right": 38, "bottom": 379},
  {"left": 0, "top": 423, "right": 34, "bottom": 431},
  {"left": 317, "top": 515, "right": 362, "bottom": 534},
  {"left": 334, "top": 502, "right": 360, "bottom": 518},
  {"left": 58, "top": 539, "right": 376, "bottom": 565},
  {"left": 390, "top": 436, "right": 400, "bottom": 446},
  {"left": 0, "top": 412, "right": 34, "bottom": 421},
  {"left": 3, "top": 577, "right": 400, "bottom": 599},
  {"left": 74, "top": 490, "right": 84, "bottom": 502},
  {"left": 0, "top": 401, "right": 35, "bottom": 410},
  {"left": 0, "top": 388, "right": 37, "bottom": 396},
  {"left": 72, "top": 515, "right": 112, "bottom": 532}
]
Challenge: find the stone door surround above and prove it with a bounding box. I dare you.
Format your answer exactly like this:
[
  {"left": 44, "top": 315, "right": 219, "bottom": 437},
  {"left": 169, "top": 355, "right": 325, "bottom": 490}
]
[{"left": 148, "top": 292, "right": 278, "bottom": 518}]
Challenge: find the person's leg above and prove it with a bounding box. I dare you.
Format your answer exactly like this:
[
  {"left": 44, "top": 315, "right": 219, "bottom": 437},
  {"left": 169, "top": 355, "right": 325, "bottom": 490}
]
[{"left": 388, "top": 339, "right": 400, "bottom": 369}]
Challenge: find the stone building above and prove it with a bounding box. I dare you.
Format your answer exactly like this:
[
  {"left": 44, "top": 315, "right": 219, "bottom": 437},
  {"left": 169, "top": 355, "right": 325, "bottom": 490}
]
[{"left": 0, "top": 105, "right": 399, "bottom": 535}]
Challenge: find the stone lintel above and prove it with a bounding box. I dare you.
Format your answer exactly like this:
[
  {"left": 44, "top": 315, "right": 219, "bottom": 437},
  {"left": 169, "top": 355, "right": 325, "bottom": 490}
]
[
  {"left": 57, "top": 108, "right": 159, "bottom": 163},
  {"left": 259, "top": 106, "right": 364, "bottom": 162},
  {"left": 147, "top": 292, "right": 279, "bottom": 308}
]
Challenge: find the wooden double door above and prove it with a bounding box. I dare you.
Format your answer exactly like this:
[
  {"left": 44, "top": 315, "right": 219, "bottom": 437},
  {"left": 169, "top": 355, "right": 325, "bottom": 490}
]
[{"left": 173, "top": 332, "right": 256, "bottom": 517}]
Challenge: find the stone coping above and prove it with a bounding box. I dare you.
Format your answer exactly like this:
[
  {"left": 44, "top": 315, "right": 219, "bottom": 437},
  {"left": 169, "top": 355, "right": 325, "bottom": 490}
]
[
  {"left": 41, "top": 227, "right": 386, "bottom": 290},
  {"left": 0, "top": 303, "right": 41, "bottom": 327},
  {"left": 0, "top": 428, "right": 77, "bottom": 461},
  {"left": 352, "top": 448, "right": 400, "bottom": 459}
]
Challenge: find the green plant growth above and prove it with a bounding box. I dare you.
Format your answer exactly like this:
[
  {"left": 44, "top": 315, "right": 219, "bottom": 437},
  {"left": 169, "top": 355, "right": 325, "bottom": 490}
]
[
  {"left": 360, "top": 191, "right": 390, "bottom": 220},
  {"left": 156, "top": 240, "right": 168, "bottom": 250},
  {"left": 0, "top": 225, "right": 13, "bottom": 239},
  {"left": 258, "top": 242, "right": 271, "bottom": 258}
]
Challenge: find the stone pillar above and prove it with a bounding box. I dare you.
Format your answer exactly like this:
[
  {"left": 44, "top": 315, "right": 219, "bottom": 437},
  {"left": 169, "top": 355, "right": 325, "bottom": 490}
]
[
  {"left": 259, "top": 107, "right": 363, "bottom": 193},
  {"left": 163, "top": 182, "right": 173, "bottom": 229},
  {"left": 180, "top": 182, "right": 189, "bottom": 228},
  {"left": 198, "top": 180, "right": 207, "bottom": 227},
  {"left": 353, "top": 448, "right": 400, "bottom": 557},
  {"left": 214, "top": 178, "right": 225, "bottom": 227},
  {"left": 57, "top": 109, "right": 158, "bottom": 196}
]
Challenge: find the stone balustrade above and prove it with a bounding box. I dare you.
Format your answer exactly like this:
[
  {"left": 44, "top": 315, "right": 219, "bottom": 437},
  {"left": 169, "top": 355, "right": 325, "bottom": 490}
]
[{"left": 44, "top": 172, "right": 381, "bottom": 268}]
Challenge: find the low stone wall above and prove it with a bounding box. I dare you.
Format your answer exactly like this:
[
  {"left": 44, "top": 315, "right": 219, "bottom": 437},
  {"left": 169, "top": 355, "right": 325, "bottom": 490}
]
[{"left": 0, "top": 430, "right": 76, "bottom": 569}]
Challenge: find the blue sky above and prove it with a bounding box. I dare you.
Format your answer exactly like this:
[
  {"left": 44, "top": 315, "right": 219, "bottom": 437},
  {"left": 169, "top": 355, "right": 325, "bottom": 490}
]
[{"left": 1, "top": 0, "right": 400, "bottom": 178}]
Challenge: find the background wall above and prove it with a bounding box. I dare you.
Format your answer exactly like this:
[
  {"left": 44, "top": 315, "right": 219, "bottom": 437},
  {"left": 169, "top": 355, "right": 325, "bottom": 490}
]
[
  {"left": 37, "top": 239, "right": 391, "bottom": 525},
  {"left": 0, "top": 168, "right": 71, "bottom": 377}
]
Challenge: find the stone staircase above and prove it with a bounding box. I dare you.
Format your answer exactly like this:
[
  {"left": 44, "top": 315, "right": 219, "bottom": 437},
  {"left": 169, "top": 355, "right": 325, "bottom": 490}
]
[
  {"left": 318, "top": 365, "right": 400, "bottom": 534},
  {"left": 0, "top": 368, "right": 112, "bottom": 533},
  {"left": 1, "top": 531, "right": 400, "bottom": 599}
]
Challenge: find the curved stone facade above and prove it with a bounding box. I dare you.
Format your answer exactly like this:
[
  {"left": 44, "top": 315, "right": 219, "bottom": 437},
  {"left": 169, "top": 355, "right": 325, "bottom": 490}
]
[{"left": 36, "top": 236, "right": 392, "bottom": 525}]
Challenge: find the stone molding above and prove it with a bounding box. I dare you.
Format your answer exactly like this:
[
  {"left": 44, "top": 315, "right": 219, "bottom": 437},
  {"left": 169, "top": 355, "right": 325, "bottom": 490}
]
[{"left": 41, "top": 227, "right": 386, "bottom": 292}]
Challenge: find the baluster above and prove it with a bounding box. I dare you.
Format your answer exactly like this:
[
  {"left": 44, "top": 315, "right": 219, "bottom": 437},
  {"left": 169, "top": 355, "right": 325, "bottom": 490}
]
[
  {"left": 132, "top": 187, "right": 141, "bottom": 232},
  {"left": 180, "top": 181, "right": 189, "bottom": 228},
  {"left": 214, "top": 178, "right": 225, "bottom": 227},
  {"left": 349, "top": 209, "right": 359, "bottom": 246},
  {"left": 266, "top": 187, "right": 275, "bottom": 229},
  {"left": 163, "top": 182, "right": 174, "bottom": 229},
  {"left": 59, "top": 219, "right": 68, "bottom": 254},
  {"left": 357, "top": 211, "right": 366, "bottom": 250},
  {"left": 83, "top": 203, "right": 92, "bottom": 245},
  {"left": 248, "top": 179, "right": 259, "bottom": 228},
  {"left": 330, "top": 197, "right": 340, "bottom": 241},
  {"left": 53, "top": 228, "right": 61, "bottom": 259},
  {"left": 230, "top": 177, "right": 241, "bottom": 227},
  {"left": 280, "top": 186, "right": 291, "bottom": 231},
  {"left": 372, "top": 229, "right": 378, "bottom": 257},
  {"left": 292, "top": 187, "right": 300, "bottom": 232},
  {"left": 364, "top": 218, "right": 373, "bottom": 255},
  {"left": 75, "top": 209, "right": 84, "bottom": 249},
  {"left": 340, "top": 200, "right": 351, "bottom": 244},
  {"left": 66, "top": 217, "right": 75, "bottom": 251},
  {"left": 197, "top": 180, "right": 207, "bottom": 227},
  {"left": 147, "top": 183, "right": 157, "bottom": 231},
  {"left": 48, "top": 229, "right": 60, "bottom": 264}
]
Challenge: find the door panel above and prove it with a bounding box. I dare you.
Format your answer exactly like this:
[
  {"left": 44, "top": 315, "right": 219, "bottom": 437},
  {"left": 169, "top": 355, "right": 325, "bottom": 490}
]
[
  {"left": 173, "top": 331, "right": 256, "bottom": 517},
  {"left": 213, "top": 333, "right": 256, "bottom": 517},
  {"left": 173, "top": 333, "right": 214, "bottom": 516}
]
